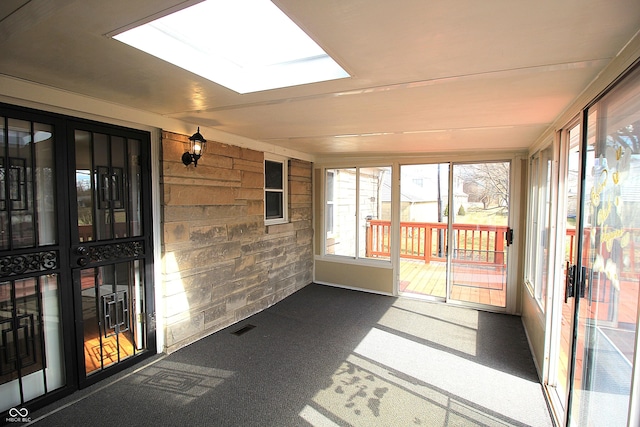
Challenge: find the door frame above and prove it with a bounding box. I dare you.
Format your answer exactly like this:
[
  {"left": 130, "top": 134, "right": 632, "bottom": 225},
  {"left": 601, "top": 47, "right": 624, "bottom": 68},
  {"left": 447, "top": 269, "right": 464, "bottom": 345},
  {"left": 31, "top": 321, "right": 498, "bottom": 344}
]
[
  {"left": 446, "top": 159, "right": 516, "bottom": 312},
  {"left": 544, "top": 115, "right": 583, "bottom": 424},
  {"left": 395, "top": 157, "right": 520, "bottom": 314}
]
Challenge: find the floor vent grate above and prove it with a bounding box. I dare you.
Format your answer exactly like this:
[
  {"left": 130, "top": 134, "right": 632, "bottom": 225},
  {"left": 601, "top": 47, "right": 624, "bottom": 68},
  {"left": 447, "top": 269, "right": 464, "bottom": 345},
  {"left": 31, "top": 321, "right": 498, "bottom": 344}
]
[{"left": 231, "top": 324, "right": 256, "bottom": 336}]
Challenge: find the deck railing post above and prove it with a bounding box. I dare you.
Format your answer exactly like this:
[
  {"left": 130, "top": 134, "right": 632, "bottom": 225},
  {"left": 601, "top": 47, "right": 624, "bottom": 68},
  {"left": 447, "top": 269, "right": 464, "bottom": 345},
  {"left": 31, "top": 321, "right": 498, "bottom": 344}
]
[
  {"left": 366, "top": 220, "right": 371, "bottom": 257},
  {"left": 630, "top": 230, "right": 636, "bottom": 275},
  {"left": 495, "top": 228, "right": 505, "bottom": 265},
  {"left": 582, "top": 228, "right": 590, "bottom": 267},
  {"left": 425, "top": 224, "right": 431, "bottom": 263}
]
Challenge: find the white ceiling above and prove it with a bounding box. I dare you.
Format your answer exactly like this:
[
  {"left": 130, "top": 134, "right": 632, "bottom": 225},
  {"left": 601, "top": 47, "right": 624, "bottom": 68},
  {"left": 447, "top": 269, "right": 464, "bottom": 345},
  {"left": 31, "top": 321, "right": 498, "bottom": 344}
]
[{"left": 1, "top": 0, "right": 639, "bottom": 158}]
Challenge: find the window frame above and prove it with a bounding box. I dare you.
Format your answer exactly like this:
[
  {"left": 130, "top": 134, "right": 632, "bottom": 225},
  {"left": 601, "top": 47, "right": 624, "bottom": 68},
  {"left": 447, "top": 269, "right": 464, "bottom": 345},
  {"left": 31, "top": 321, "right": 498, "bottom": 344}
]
[
  {"left": 524, "top": 140, "right": 558, "bottom": 312},
  {"left": 322, "top": 165, "right": 392, "bottom": 262},
  {"left": 264, "top": 154, "right": 288, "bottom": 226},
  {"left": 325, "top": 170, "right": 335, "bottom": 236}
]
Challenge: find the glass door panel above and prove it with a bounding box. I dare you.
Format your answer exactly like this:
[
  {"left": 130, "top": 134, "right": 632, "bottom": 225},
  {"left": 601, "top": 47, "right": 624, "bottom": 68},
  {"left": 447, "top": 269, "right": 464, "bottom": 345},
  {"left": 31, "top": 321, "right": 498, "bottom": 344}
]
[
  {"left": 398, "top": 164, "right": 449, "bottom": 298},
  {"left": 0, "top": 275, "right": 65, "bottom": 408},
  {"left": 80, "top": 262, "right": 145, "bottom": 375},
  {"left": 75, "top": 130, "right": 94, "bottom": 242},
  {"left": 359, "top": 167, "right": 391, "bottom": 260},
  {"left": 75, "top": 130, "right": 144, "bottom": 243},
  {"left": 449, "top": 162, "right": 510, "bottom": 308},
  {"left": 128, "top": 138, "right": 143, "bottom": 237},
  {"left": 569, "top": 68, "right": 640, "bottom": 427},
  {"left": 2, "top": 119, "right": 56, "bottom": 249},
  {"left": 547, "top": 122, "right": 582, "bottom": 420}
]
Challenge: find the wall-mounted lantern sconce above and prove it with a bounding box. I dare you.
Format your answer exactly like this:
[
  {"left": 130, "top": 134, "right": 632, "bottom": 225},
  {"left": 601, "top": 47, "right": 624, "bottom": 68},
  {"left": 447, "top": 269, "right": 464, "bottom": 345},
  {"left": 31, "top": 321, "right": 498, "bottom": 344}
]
[{"left": 182, "top": 127, "right": 207, "bottom": 167}]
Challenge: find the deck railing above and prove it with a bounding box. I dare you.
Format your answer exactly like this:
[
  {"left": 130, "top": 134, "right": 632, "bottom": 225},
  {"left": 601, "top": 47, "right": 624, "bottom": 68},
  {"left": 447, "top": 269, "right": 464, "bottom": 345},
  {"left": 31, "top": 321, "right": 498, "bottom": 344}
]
[
  {"left": 366, "top": 220, "right": 509, "bottom": 266},
  {"left": 367, "top": 220, "right": 640, "bottom": 276}
]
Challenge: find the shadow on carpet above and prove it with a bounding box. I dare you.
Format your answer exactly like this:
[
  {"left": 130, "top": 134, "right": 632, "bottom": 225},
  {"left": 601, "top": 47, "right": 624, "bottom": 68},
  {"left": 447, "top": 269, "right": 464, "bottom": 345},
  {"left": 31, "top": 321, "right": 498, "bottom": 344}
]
[{"left": 28, "top": 284, "right": 552, "bottom": 427}]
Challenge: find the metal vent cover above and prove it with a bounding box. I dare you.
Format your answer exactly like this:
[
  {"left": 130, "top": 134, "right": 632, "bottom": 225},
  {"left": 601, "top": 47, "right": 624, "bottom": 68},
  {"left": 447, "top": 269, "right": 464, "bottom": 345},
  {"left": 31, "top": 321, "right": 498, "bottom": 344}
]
[{"left": 231, "top": 324, "right": 256, "bottom": 336}]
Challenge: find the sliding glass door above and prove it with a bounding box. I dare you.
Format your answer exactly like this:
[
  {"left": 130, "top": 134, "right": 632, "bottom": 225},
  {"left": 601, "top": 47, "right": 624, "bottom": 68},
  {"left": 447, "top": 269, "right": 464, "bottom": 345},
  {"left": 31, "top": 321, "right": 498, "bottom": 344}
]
[
  {"left": 449, "top": 162, "right": 510, "bottom": 307},
  {"left": 565, "top": 66, "right": 640, "bottom": 427},
  {"left": 543, "top": 65, "right": 640, "bottom": 427},
  {"left": 398, "top": 162, "right": 511, "bottom": 310}
]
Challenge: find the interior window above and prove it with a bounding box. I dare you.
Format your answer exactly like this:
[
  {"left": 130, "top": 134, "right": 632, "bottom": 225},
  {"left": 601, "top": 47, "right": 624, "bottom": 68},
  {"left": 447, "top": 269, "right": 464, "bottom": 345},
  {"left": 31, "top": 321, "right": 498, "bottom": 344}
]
[{"left": 264, "top": 157, "right": 288, "bottom": 224}]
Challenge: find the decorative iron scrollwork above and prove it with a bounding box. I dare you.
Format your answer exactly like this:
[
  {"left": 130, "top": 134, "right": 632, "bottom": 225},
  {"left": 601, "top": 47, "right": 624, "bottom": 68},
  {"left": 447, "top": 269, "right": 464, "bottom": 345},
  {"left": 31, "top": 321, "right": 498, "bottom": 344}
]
[
  {"left": 85, "top": 241, "right": 144, "bottom": 263},
  {"left": 0, "top": 251, "right": 58, "bottom": 278}
]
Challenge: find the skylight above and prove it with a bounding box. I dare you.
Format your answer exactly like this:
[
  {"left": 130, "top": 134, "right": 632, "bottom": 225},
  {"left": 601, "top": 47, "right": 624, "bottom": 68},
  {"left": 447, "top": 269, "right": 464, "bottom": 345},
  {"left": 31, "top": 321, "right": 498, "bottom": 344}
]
[{"left": 113, "top": 0, "right": 349, "bottom": 94}]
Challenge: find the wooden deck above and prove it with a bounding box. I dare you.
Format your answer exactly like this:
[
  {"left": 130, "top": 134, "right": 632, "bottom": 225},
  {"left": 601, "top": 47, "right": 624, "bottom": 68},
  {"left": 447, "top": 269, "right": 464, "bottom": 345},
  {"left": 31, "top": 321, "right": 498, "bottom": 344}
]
[{"left": 399, "top": 259, "right": 507, "bottom": 307}]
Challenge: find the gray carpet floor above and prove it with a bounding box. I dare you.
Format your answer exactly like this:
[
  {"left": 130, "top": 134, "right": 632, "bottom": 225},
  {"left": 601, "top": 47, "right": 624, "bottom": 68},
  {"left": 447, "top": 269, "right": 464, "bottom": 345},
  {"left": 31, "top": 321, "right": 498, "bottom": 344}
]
[{"left": 28, "top": 284, "right": 553, "bottom": 426}]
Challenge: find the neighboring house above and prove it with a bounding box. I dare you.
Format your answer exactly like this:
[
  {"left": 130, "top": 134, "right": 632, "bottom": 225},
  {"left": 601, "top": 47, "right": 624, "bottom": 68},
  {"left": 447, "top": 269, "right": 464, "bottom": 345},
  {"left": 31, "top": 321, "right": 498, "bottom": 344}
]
[
  {"left": 380, "top": 166, "right": 469, "bottom": 223},
  {"left": 325, "top": 167, "right": 388, "bottom": 257}
]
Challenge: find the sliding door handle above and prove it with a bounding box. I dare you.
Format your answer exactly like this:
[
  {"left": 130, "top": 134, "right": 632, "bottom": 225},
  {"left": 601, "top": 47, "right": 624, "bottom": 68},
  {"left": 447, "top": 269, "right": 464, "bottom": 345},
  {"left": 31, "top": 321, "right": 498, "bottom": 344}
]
[
  {"left": 505, "top": 228, "right": 514, "bottom": 246},
  {"left": 565, "top": 262, "right": 576, "bottom": 302}
]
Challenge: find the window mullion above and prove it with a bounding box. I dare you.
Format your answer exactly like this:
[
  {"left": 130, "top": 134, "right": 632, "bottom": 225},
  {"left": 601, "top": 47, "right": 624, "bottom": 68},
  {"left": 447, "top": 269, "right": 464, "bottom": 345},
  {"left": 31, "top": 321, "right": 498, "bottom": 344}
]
[{"left": 355, "top": 167, "right": 360, "bottom": 259}]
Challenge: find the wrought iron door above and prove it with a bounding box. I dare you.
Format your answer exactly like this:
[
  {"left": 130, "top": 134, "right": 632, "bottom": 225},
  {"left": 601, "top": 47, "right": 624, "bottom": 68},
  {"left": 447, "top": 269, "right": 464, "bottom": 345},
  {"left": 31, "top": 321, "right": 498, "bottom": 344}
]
[
  {"left": 0, "top": 106, "right": 155, "bottom": 412},
  {"left": 69, "top": 123, "right": 155, "bottom": 384},
  {"left": 0, "top": 112, "right": 69, "bottom": 413}
]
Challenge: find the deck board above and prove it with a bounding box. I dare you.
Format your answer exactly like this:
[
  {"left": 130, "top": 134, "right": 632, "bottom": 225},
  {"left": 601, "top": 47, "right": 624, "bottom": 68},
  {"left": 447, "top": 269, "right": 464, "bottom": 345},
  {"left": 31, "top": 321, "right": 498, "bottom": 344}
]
[{"left": 400, "top": 259, "right": 506, "bottom": 308}]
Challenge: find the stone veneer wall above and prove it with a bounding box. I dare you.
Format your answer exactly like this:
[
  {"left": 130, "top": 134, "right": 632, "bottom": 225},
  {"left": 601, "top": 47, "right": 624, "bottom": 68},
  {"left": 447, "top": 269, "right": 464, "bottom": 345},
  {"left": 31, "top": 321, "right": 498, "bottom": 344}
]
[{"left": 160, "top": 131, "right": 313, "bottom": 353}]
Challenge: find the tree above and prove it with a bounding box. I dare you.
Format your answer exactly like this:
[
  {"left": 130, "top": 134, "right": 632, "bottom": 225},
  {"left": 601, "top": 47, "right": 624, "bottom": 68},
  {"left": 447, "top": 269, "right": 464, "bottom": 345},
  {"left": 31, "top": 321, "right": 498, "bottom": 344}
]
[
  {"left": 611, "top": 122, "right": 640, "bottom": 152},
  {"left": 458, "top": 162, "right": 509, "bottom": 211}
]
